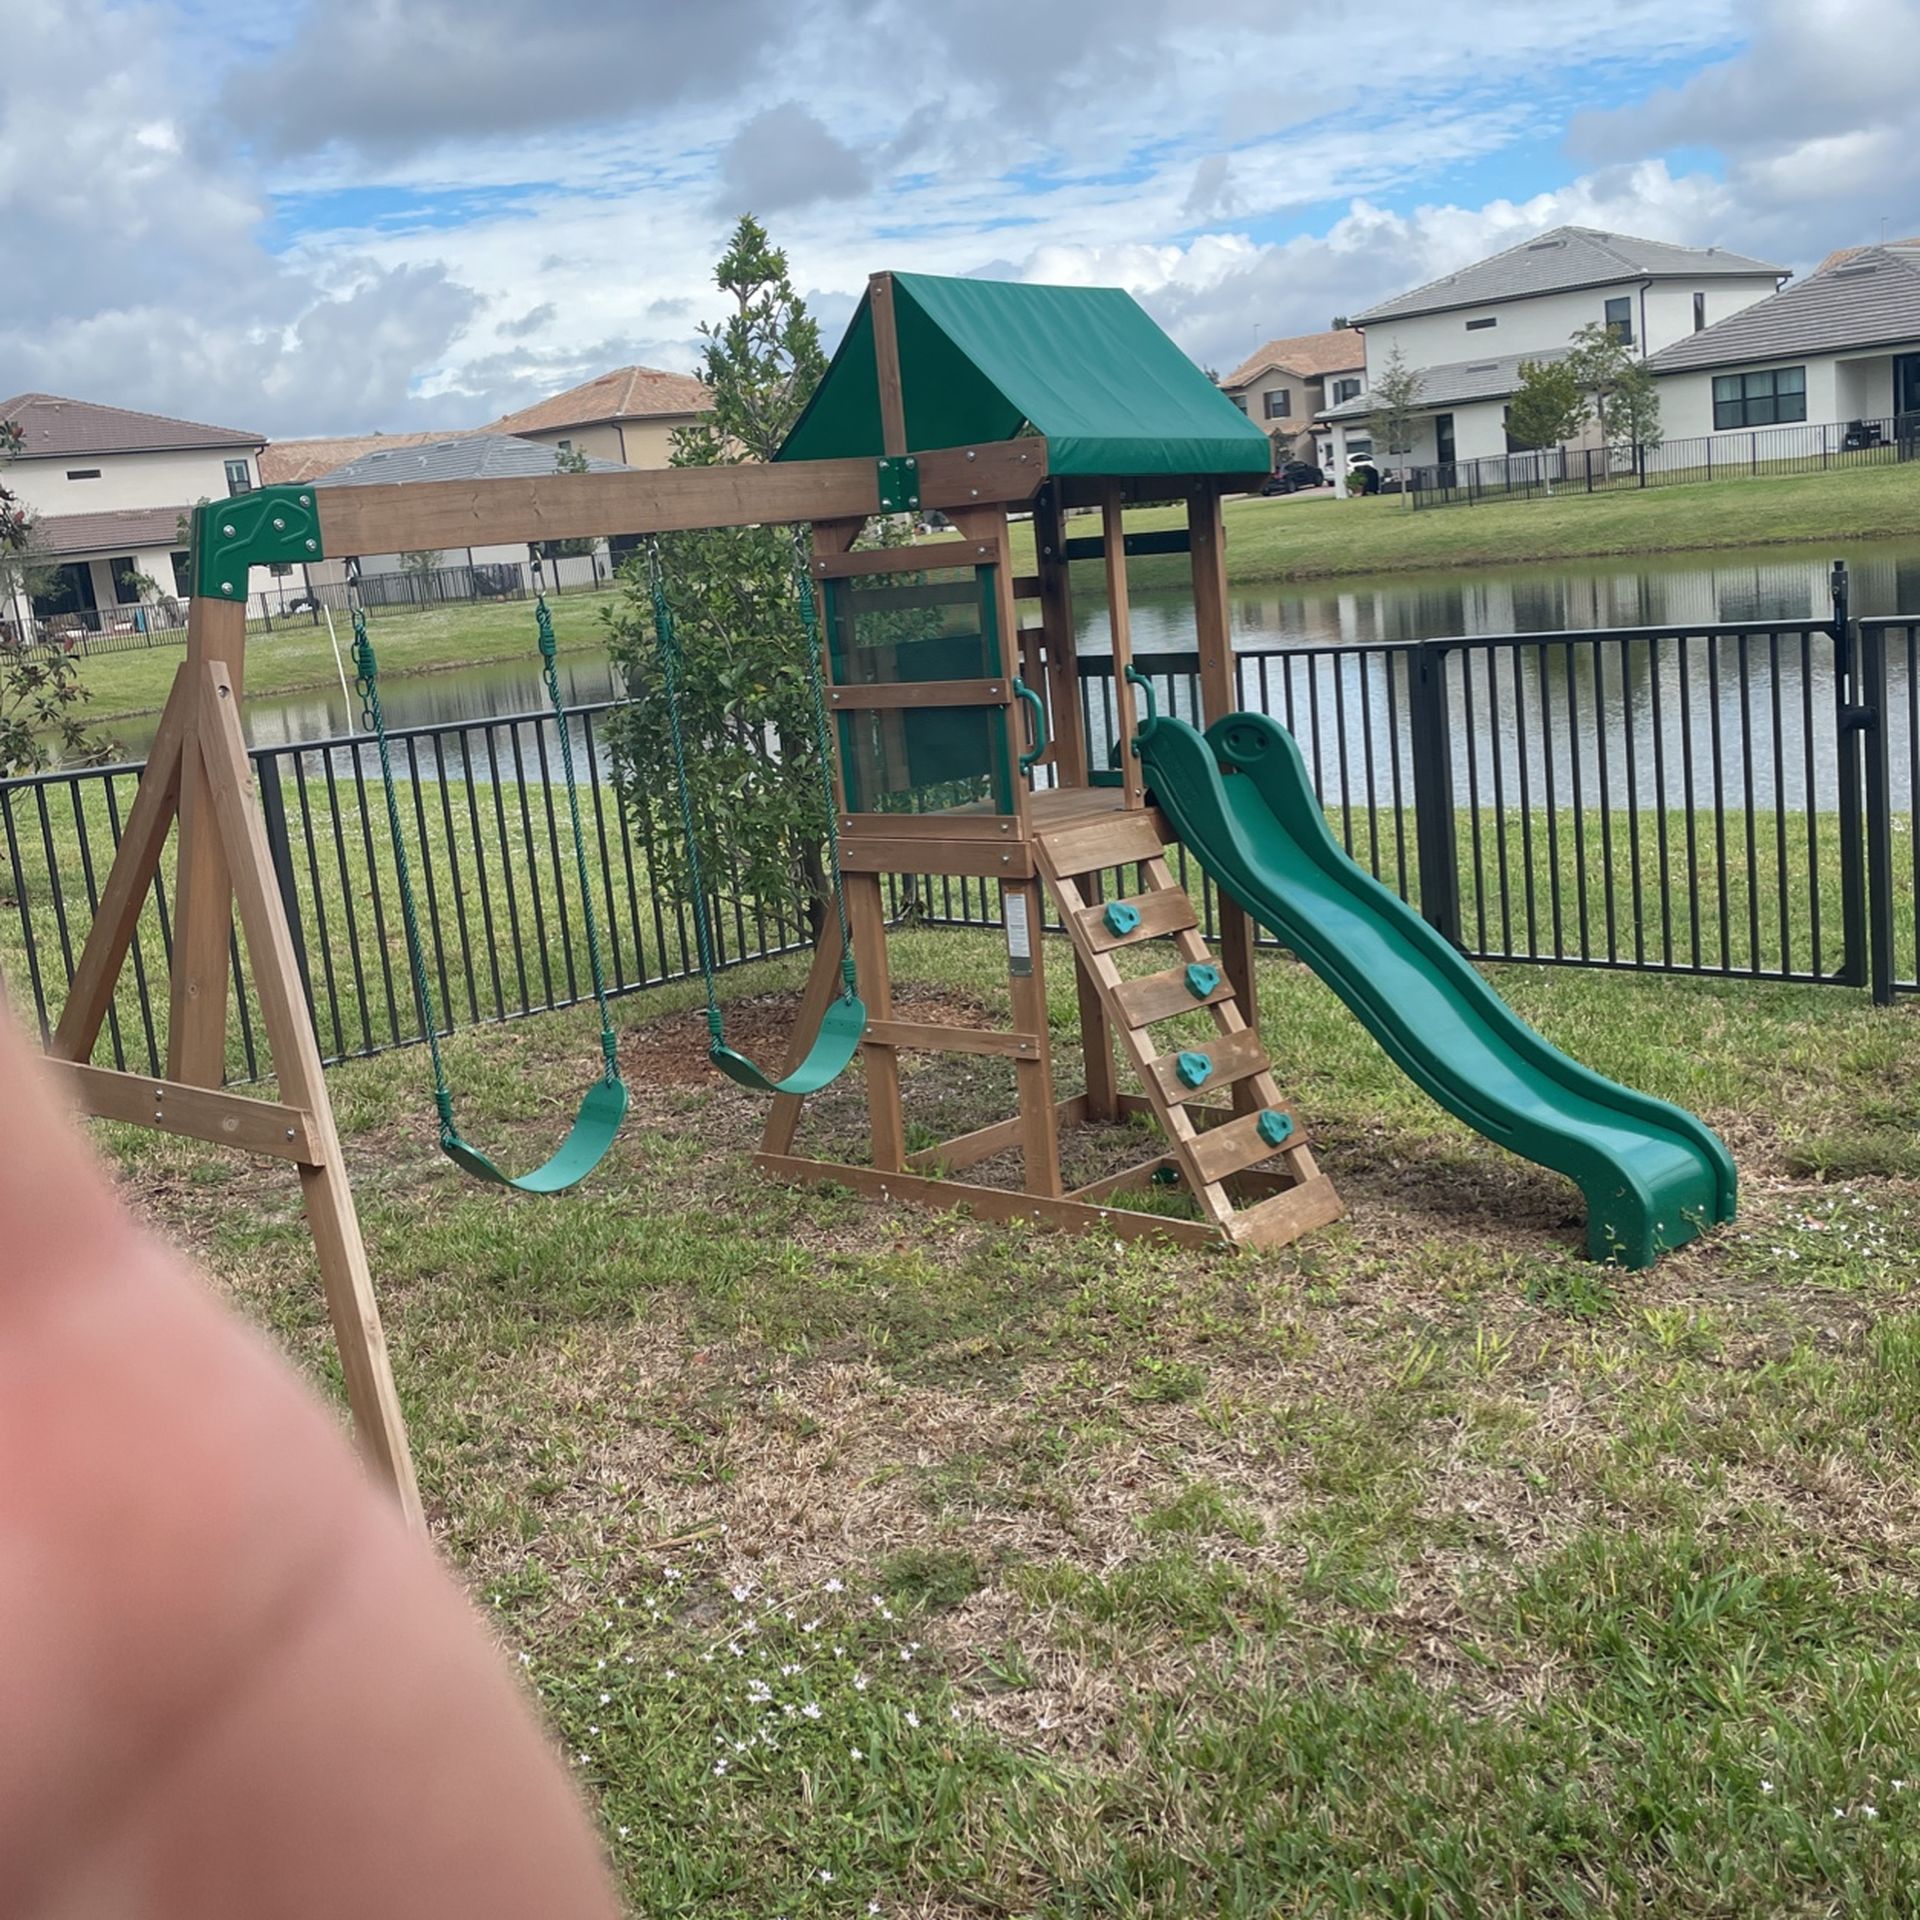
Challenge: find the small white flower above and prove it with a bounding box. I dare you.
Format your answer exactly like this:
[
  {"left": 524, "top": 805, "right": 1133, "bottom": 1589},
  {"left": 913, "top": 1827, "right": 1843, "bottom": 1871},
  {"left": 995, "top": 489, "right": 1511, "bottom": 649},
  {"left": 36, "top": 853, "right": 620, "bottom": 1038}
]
[
  {"left": 665, "top": 1668, "right": 677, "bottom": 1679},
  {"left": 1761, "top": 1780, "right": 1775, "bottom": 1794},
  {"left": 854, "top": 1673, "right": 869, "bottom": 1692},
  {"left": 732, "top": 1584, "right": 752, "bottom": 1602},
  {"left": 826, "top": 1578, "right": 845, "bottom": 1594},
  {"left": 870, "top": 1906, "right": 883, "bottom": 1916},
  {"left": 714, "top": 1759, "right": 728, "bottom": 1776},
  {"left": 1865, "top": 1805, "right": 1879, "bottom": 1820},
  {"left": 881, "top": 1607, "right": 895, "bottom": 1622},
  {"left": 1834, "top": 1807, "right": 1847, "bottom": 1818},
  {"left": 1037, "top": 1715, "right": 1056, "bottom": 1731},
  {"left": 603, "top": 1617, "right": 614, "bottom": 1628},
  {"left": 803, "top": 1619, "right": 821, "bottom": 1634},
  {"left": 905, "top": 1710, "right": 920, "bottom": 1729},
  {"left": 1894, "top": 1779, "right": 1907, "bottom": 1791},
  {"left": 518, "top": 1651, "right": 532, "bottom": 1666},
  {"left": 617, "top": 1826, "right": 630, "bottom": 1839},
  {"left": 728, "top": 1642, "right": 744, "bottom": 1658},
  {"left": 819, "top": 1869, "right": 835, "bottom": 1884},
  {"left": 624, "top": 1655, "right": 635, "bottom": 1666},
  {"left": 664, "top": 1567, "right": 683, "bottom": 1582},
  {"left": 871, "top": 1595, "right": 884, "bottom": 1607},
  {"left": 599, "top": 1692, "right": 611, "bottom": 1705},
  {"left": 803, "top": 1701, "right": 823, "bottom": 1720},
  {"left": 588, "top": 1724, "right": 599, "bottom": 1735},
  {"left": 850, "top": 1746, "right": 864, "bottom": 1760},
  {"left": 596, "top": 1659, "right": 606, "bottom": 1671}
]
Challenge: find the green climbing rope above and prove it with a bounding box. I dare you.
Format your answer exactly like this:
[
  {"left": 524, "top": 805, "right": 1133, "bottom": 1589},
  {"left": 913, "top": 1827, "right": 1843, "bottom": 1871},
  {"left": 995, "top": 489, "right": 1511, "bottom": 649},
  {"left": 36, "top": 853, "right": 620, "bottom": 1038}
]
[
  {"left": 646, "top": 536, "right": 866, "bottom": 1097},
  {"left": 351, "top": 591, "right": 627, "bottom": 1192}
]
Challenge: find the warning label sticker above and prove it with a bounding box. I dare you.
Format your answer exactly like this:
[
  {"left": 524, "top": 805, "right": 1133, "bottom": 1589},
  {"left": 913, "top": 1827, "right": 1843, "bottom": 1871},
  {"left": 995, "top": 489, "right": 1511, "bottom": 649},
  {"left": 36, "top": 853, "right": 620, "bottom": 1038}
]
[{"left": 1004, "top": 892, "right": 1032, "bottom": 974}]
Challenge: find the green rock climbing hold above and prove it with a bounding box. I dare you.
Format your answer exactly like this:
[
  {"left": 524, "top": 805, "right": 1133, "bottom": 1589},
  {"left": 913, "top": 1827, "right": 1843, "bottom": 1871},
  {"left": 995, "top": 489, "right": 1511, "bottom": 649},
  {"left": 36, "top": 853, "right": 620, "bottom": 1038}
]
[
  {"left": 1257, "top": 1109, "right": 1294, "bottom": 1147},
  {"left": 1105, "top": 901, "right": 1142, "bottom": 937},
  {"left": 1184, "top": 962, "right": 1221, "bottom": 1000},
  {"left": 1176, "top": 1050, "right": 1213, "bottom": 1089}
]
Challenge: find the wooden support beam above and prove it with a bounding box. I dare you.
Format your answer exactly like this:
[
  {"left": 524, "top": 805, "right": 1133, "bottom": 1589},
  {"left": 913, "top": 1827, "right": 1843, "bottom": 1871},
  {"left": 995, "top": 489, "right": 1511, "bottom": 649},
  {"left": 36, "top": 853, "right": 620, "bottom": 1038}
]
[
  {"left": 869, "top": 272, "right": 909, "bottom": 457},
  {"left": 761, "top": 923, "right": 848, "bottom": 1158},
  {"left": 314, "top": 440, "right": 1049, "bottom": 557},
  {"left": 1101, "top": 486, "right": 1146, "bottom": 809},
  {"left": 848, "top": 871, "right": 906, "bottom": 1173},
  {"left": 756, "top": 1154, "right": 1221, "bottom": 1248},
  {"left": 55, "top": 1060, "right": 318, "bottom": 1163},
  {"left": 1069, "top": 1155, "right": 1180, "bottom": 1204},
  {"left": 167, "top": 594, "right": 246, "bottom": 1087},
  {"left": 1004, "top": 877, "right": 1062, "bottom": 1196},
  {"left": 839, "top": 836, "right": 1035, "bottom": 881},
  {"left": 826, "top": 678, "right": 1012, "bottom": 711},
  {"left": 866, "top": 1020, "right": 1043, "bottom": 1058}
]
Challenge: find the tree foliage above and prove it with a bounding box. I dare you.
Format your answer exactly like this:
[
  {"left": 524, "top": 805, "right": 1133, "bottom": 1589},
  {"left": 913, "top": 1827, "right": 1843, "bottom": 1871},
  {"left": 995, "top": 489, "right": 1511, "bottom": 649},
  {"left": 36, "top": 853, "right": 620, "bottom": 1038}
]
[
  {"left": 1365, "top": 347, "right": 1424, "bottom": 470},
  {"left": 602, "top": 216, "right": 835, "bottom": 942},
  {"left": 0, "top": 417, "right": 100, "bottom": 774},
  {"left": 1506, "top": 359, "right": 1587, "bottom": 454},
  {"left": 1567, "top": 322, "right": 1663, "bottom": 455},
  {"left": 545, "top": 444, "right": 599, "bottom": 558}
]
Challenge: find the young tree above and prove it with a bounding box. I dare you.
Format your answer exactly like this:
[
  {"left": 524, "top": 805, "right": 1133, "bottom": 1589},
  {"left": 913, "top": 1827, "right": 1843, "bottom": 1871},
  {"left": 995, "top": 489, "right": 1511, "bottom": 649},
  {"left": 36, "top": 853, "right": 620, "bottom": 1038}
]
[
  {"left": 1567, "top": 321, "right": 1662, "bottom": 458},
  {"left": 0, "top": 417, "right": 100, "bottom": 773},
  {"left": 1365, "top": 346, "right": 1424, "bottom": 487},
  {"left": 1505, "top": 358, "right": 1587, "bottom": 492},
  {"left": 602, "top": 216, "right": 837, "bottom": 942},
  {"left": 545, "top": 445, "right": 599, "bottom": 560}
]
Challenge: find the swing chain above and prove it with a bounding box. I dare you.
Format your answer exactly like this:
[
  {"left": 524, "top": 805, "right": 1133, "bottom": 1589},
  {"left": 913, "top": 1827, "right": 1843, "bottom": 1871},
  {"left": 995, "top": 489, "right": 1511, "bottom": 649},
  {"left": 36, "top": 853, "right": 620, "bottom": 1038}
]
[
  {"left": 349, "top": 604, "right": 457, "bottom": 1145},
  {"left": 790, "top": 534, "right": 858, "bottom": 1000},
  {"left": 533, "top": 590, "right": 621, "bottom": 1083}
]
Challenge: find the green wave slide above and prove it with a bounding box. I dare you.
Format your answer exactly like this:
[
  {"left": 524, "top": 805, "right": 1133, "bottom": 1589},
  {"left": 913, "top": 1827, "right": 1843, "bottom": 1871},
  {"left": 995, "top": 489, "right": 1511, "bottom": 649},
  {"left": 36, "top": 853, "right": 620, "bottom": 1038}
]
[{"left": 1135, "top": 711, "right": 1737, "bottom": 1268}]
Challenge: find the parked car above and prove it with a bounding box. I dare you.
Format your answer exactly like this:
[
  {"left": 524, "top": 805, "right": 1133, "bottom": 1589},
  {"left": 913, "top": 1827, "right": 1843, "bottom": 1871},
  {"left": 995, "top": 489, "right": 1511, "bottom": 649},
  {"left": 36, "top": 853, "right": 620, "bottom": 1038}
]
[{"left": 1259, "top": 460, "right": 1328, "bottom": 496}]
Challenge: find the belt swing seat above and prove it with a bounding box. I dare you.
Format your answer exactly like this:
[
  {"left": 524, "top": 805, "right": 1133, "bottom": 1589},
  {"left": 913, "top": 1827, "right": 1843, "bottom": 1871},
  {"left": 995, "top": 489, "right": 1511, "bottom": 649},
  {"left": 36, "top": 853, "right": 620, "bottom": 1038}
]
[
  {"left": 352, "top": 583, "right": 629, "bottom": 1192},
  {"left": 645, "top": 538, "right": 867, "bottom": 1097}
]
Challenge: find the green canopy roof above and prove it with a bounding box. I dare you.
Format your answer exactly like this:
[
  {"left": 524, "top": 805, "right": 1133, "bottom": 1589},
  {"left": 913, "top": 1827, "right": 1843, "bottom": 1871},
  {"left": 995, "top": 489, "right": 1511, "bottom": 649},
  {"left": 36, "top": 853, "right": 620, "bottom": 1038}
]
[{"left": 776, "top": 272, "right": 1273, "bottom": 480}]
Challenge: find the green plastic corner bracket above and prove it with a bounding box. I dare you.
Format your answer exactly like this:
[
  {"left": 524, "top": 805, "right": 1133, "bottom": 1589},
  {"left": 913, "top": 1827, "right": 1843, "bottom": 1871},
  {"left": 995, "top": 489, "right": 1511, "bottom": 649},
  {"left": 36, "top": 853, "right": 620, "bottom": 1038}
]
[
  {"left": 1184, "top": 962, "right": 1221, "bottom": 1000},
  {"left": 875, "top": 454, "right": 921, "bottom": 513},
  {"left": 194, "top": 487, "right": 325, "bottom": 601},
  {"left": 1176, "top": 1050, "right": 1213, "bottom": 1089},
  {"left": 1257, "top": 1109, "right": 1294, "bottom": 1148},
  {"left": 1104, "top": 901, "right": 1142, "bottom": 938}
]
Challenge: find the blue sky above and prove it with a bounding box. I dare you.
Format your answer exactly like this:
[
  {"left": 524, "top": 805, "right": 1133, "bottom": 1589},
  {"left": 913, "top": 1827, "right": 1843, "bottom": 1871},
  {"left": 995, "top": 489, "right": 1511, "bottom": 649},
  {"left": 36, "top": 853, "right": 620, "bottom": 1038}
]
[{"left": 5, "top": 0, "right": 1916, "bottom": 434}]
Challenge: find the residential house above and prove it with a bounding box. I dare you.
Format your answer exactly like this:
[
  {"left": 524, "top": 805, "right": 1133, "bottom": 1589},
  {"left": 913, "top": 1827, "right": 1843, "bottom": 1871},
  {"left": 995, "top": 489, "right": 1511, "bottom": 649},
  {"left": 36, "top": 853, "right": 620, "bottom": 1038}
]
[
  {"left": 308, "top": 433, "right": 630, "bottom": 599},
  {"left": 0, "top": 393, "right": 265, "bottom": 639},
  {"left": 484, "top": 365, "right": 711, "bottom": 468},
  {"left": 260, "top": 430, "right": 466, "bottom": 488},
  {"left": 1220, "top": 329, "right": 1364, "bottom": 464},
  {"left": 1316, "top": 227, "right": 1787, "bottom": 477},
  {"left": 1645, "top": 242, "right": 1920, "bottom": 448}
]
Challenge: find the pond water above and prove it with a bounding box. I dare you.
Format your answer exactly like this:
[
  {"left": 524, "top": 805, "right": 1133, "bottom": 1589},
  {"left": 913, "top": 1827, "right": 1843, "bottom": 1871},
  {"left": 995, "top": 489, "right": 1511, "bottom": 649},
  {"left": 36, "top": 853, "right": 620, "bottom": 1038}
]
[{"left": 102, "top": 536, "right": 1920, "bottom": 815}]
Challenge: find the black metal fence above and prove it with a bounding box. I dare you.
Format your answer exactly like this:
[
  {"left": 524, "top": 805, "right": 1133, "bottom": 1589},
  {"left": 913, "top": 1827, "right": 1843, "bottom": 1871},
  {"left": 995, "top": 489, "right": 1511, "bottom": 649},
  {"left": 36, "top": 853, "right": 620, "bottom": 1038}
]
[
  {"left": 1409, "top": 414, "right": 1919, "bottom": 508},
  {"left": 3, "top": 582, "right": 1915, "bottom": 1083}
]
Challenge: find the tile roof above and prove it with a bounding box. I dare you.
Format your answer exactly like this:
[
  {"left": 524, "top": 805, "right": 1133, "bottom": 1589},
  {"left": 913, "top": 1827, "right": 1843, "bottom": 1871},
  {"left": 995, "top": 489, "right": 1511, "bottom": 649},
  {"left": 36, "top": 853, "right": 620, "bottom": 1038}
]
[
  {"left": 261, "top": 431, "right": 467, "bottom": 486},
  {"left": 0, "top": 393, "right": 262, "bottom": 458},
  {"left": 1353, "top": 226, "right": 1786, "bottom": 324},
  {"left": 486, "top": 365, "right": 711, "bottom": 436},
  {"left": 1223, "top": 328, "right": 1366, "bottom": 390},
  {"left": 1317, "top": 346, "right": 1574, "bottom": 420},
  {"left": 30, "top": 506, "right": 190, "bottom": 556},
  {"left": 310, "top": 433, "right": 628, "bottom": 487},
  {"left": 1816, "top": 238, "right": 1920, "bottom": 274},
  {"left": 1646, "top": 244, "right": 1920, "bottom": 374}
]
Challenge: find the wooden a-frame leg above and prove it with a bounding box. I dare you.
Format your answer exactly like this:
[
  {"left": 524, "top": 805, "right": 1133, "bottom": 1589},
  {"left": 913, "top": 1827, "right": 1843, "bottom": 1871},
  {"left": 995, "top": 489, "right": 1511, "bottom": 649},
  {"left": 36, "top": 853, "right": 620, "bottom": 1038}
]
[
  {"left": 847, "top": 872, "right": 905, "bottom": 1172},
  {"left": 761, "top": 915, "right": 848, "bottom": 1157},
  {"left": 195, "top": 664, "right": 422, "bottom": 1527},
  {"left": 169, "top": 597, "right": 247, "bottom": 1087},
  {"left": 51, "top": 668, "right": 194, "bottom": 1063},
  {"left": 1005, "top": 877, "right": 1062, "bottom": 1196}
]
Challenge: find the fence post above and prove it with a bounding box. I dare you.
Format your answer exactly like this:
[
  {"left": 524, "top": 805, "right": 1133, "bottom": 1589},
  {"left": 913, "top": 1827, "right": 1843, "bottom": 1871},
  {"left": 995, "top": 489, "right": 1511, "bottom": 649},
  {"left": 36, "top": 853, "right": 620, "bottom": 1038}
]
[
  {"left": 1408, "top": 641, "right": 1463, "bottom": 944},
  {"left": 1830, "top": 560, "right": 1870, "bottom": 989},
  {"left": 1862, "top": 617, "right": 1896, "bottom": 1005},
  {"left": 255, "top": 750, "right": 318, "bottom": 1029},
  {"left": 1585, "top": 448, "right": 1594, "bottom": 493}
]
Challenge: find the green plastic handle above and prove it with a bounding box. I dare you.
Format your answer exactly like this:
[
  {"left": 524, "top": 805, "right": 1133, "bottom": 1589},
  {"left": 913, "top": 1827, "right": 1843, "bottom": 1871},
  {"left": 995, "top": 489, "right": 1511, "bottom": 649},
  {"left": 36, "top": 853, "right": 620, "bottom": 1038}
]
[
  {"left": 1014, "top": 677, "right": 1047, "bottom": 771},
  {"left": 1125, "top": 664, "right": 1158, "bottom": 727}
]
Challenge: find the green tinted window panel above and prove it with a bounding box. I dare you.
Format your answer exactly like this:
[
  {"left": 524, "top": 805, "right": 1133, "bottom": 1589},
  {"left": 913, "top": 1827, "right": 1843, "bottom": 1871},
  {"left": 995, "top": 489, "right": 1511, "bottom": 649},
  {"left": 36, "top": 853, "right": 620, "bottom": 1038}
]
[{"left": 828, "top": 563, "right": 1016, "bottom": 817}]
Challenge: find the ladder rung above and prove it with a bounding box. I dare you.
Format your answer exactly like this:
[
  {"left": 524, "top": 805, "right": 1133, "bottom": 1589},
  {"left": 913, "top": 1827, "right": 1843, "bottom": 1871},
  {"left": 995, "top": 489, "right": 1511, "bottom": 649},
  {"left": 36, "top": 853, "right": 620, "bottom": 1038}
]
[
  {"left": 1143, "top": 1028, "right": 1268, "bottom": 1101},
  {"left": 1226, "top": 1174, "right": 1343, "bottom": 1250},
  {"left": 1038, "top": 810, "right": 1166, "bottom": 878},
  {"left": 1111, "top": 962, "right": 1234, "bottom": 1028},
  {"left": 1077, "top": 889, "right": 1197, "bottom": 952},
  {"left": 1186, "top": 1105, "right": 1308, "bottom": 1186}
]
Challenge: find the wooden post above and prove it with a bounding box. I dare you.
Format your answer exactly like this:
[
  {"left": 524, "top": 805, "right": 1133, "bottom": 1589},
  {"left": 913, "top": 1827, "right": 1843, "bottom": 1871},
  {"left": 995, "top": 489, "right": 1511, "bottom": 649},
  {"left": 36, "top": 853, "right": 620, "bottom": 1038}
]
[
  {"left": 848, "top": 871, "right": 906, "bottom": 1172},
  {"left": 1004, "top": 876, "right": 1062, "bottom": 1195},
  {"left": 868, "top": 273, "right": 908, "bottom": 457},
  {"left": 1032, "top": 487, "right": 1086, "bottom": 787},
  {"left": 168, "top": 594, "right": 247, "bottom": 1085},
  {"left": 1101, "top": 488, "right": 1144, "bottom": 809},
  {"left": 1189, "top": 481, "right": 1257, "bottom": 1060}
]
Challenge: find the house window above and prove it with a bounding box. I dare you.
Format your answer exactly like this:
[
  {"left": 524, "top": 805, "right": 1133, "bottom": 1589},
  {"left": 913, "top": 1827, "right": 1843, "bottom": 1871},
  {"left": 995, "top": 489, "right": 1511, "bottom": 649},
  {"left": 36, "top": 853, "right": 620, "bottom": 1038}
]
[
  {"left": 1713, "top": 366, "right": 1807, "bottom": 429},
  {"left": 1693, "top": 291, "right": 1707, "bottom": 332},
  {"left": 557, "top": 437, "right": 573, "bottom": 453},
  {"left": 224, "top": 458, "right": 253, "bottom": 496},
  {"left": 109, "top": 557, "right": 144, "bottom": 605},
  {"left": 1228, "top": 394, "right": 1247, "bottom": 412},
  {"left": 1604, "top": 296, "right": 1634, "bottom": 345},
  {"left": 1465, "top": 316, "right": 1497, "bottom": 332},
  {"left": 1331, "top": 377, "right": 1362, "bottom": 404},
  {"left": 65, "top": 468, "right": 101, "bottom": 481},
  {"left": 1263, "top": 390, "right": 1291, "bottom": 420},
  {"left": 170, "top": 550, "right": 192, "bottom": 597},
  {"left": 1346, "top": 437, "right": 1373, "bottom": 457}
]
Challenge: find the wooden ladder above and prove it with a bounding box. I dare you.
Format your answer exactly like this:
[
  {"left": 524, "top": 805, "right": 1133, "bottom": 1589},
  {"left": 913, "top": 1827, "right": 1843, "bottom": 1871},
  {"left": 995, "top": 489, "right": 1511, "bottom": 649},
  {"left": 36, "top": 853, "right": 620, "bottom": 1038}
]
[{"left": 1035, "top": 807, "right": 1341, "bottom": 1251}]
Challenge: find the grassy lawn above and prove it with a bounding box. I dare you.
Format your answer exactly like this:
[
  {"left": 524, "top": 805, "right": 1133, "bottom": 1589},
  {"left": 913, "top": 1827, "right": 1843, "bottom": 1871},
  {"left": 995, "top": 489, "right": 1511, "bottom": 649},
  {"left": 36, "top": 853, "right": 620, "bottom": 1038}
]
[
  {"left": 87, "top": 925, "right": 1920, "bottom": 1916},
  {"left": 1011, "top": 460, "right": 1920, "bottom": 590},
  {"left": 68, "top": 587, "right": 621, "bottom": 732}
]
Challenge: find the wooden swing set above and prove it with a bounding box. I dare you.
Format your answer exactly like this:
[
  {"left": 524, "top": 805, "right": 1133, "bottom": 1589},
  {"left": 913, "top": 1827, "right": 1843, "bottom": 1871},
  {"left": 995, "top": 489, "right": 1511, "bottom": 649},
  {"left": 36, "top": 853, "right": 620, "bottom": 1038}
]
[{"left": 44, "top": 270, "right": 1338, "bottom": 1523}]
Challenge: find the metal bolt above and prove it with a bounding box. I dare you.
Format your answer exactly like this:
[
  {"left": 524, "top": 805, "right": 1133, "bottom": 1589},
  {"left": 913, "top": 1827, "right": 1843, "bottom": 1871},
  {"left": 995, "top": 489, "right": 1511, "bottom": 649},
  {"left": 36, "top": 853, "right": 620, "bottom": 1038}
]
[
  {"left": 965, "top": 449, "right": 976, "bottom": 462},
  {"left": 305, "top": 539, "right": 317, "bottom": 551},
  {"left": 222, "top": 523, "right": 236, "bottom": 536},
  {"left": 969, "top": 488, "right": 978, "bottom": 498},
  {"left": 272, "top": 517, "right": 285, "bottom": 530},
  {"left": 907, "top": 456, "right": 918, "bottom": 468},
  {"left": 286, "top": 1127, "right": 296, "bottom": 1140},
  {"left": 908, "top": 494, "right": 920, "bottom": 506},
  {"left": 220, "top": 580, "right": 233, "bottom": 593},
  {"left": 1001, "top": 853, "right": 1010, "bottom": 863}
]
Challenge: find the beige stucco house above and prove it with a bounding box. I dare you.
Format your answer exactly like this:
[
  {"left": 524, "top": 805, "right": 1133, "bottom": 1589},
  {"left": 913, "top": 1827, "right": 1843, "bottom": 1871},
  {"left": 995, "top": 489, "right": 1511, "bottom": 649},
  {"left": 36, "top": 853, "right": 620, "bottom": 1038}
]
[
  {"left": 1220, "top": 331, "right": 1366, "bottom": 465},
  {"left": 485, "top": 366, "right": 712, "bottom": 468}
]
